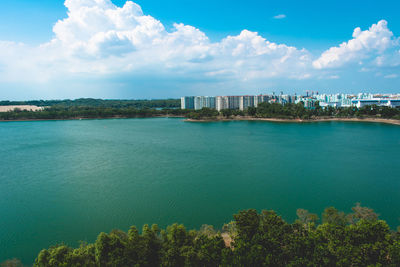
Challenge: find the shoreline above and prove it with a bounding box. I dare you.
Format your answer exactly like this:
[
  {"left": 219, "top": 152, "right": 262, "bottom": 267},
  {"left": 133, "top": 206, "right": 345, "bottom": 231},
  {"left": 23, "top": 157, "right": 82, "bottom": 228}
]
[
  {"left": 1, "top": 115, "right": 399, "bottom": 126},
  {"left": 0, "top": 115, "right": 185, "bottom": 122},
  {"left": 184, "top": 116, "right": 400, "bottom": 125}
]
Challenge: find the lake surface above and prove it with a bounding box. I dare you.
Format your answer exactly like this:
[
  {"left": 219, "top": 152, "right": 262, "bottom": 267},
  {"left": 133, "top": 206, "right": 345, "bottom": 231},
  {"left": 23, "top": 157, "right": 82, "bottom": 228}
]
[{"left": 0, "top": 118, "right": 399, "bottom": 264}]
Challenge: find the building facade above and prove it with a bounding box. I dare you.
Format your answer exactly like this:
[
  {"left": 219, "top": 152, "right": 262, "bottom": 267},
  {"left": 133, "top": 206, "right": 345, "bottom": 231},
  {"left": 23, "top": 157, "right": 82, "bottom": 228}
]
[
  {"left": 182, "top": 93, "right": 400, "bottom": 110},
  {"left": 216, "top": 96, "right": 229, "bottom": 111},
  {"left": 228, "top": 96, "right": 241, "bottom": 110},
  {"left": 181, "top": 96, "right": 195, "bottom": 109},
  {"left": 239, "top": 96, "right": 255, "bottom": 111},
  {"left": 194, "top": 96, "right": 216, "bottom": 110}
]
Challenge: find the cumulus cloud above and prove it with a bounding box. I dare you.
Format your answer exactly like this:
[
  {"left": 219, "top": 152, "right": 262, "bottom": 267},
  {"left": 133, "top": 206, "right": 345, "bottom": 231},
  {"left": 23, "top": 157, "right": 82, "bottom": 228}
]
[
  {"left": 0, "top": 0, "right": 399, "bottom": 97},
  {"left": 51, "top": 0, "right": 165, "bottom": 57},
  {"left": 0, "top": 0, "right": 311, "bottom": 82},
  {"left": 313, "top": 20, "right": 400, "bottom": 69}
]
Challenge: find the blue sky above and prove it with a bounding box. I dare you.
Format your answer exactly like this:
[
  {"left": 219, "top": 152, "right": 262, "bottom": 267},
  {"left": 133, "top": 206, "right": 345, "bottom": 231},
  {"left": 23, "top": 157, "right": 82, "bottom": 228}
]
[{"left": 0, "top": 0, "right": 399, "bottom": 100}]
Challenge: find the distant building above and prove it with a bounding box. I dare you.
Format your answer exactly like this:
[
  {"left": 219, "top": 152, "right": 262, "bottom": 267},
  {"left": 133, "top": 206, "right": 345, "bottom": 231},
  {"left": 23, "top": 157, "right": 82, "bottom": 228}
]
[
  {"left": 351, "top": 99, "right": 380, "bottom": 108},
  {"left": 194, "top": 96, "right": 216, "bottom": 110},
  {"left": 281, "top": 94, "right": 296, "bottom": 105},
  {"left": 390, "top": 99, "right": 400, "bottom": 108},
  {"left": 255, "top": 95, "right": 271, "bottom": 107},
  {"left": 216, "top": 96, "right": 229, "bottom": 111},
  {"left": 182, "top": 92, "right": 400, "bottom": 110},
  {"left": 351, "top": 99, "right": 400, "bottom": 108},
  {"left": 181, "top": 96, "right": 195, "bottom": 109},
  {"left": 303, "top": 99, "right": 316, "bottom": 109},
  {"left": 228, "top": 96, "right": 241, "bottom": 110},
  {"left": 239, "top": 96, "right": 255, "bottom": 111}
]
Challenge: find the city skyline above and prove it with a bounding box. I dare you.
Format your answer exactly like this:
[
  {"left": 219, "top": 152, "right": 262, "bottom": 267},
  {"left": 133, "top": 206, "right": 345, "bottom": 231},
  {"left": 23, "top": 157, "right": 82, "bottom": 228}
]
[
  {"left": 181, "top": 92, "right": 400, "bottom": 111},
  {"left": 1, "top": 0, "right": 400, "bottom": 100}
]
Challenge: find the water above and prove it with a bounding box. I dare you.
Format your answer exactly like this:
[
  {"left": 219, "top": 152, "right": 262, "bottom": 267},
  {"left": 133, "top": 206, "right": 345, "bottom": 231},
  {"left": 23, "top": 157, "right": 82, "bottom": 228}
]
[{"left": 0, "top": 118, "right": 399, "bottom": 264}]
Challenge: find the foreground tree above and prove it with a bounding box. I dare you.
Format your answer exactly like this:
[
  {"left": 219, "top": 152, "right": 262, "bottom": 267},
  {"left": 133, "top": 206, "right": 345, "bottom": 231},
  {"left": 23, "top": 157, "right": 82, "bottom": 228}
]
[
  {"left": 33, "top": 204, "right": 400, "bottom": 267},
  {"left": 322, "top": 207, "right": 347, "bottom": 226},
  {"left": 0, "top": 259, "right": 24, "bottom": 267}
]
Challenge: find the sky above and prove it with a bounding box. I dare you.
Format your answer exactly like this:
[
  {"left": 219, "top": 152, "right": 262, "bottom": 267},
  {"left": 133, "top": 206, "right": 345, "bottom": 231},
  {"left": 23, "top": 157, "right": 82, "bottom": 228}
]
[{"left": 0, "top": 0, "right": 399, "bottom": 100}]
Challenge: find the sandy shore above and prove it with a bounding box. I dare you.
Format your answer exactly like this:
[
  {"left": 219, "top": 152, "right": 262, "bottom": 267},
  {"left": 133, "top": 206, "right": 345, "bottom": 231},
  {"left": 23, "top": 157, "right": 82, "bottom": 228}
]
[
  {"left": 0, "top": 105, "right": 44, "bottom": 112},
  {"left": 185, "top": 116, "right": 400, "bottom": 126}
]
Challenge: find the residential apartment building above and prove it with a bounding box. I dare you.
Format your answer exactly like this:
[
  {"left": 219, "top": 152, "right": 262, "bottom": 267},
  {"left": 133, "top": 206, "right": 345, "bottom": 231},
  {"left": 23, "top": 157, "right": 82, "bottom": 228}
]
[
  {"left": 194, "top": 96, "right": 216, "bottom": 110},
  {"left": 228, "top": 96, "right": 241, "bottom": 110},
  {"left": 181, "top": 92, "right": 400, "bottom": 110},
  {"left": 181, "top": 96, "right": 195, "bottom": 109},
  {"left": 239, "top": 96, "right": 255, "bottom": 111},
  {"left": 216, "top": 96, "right": 229, "bottom": 111}
]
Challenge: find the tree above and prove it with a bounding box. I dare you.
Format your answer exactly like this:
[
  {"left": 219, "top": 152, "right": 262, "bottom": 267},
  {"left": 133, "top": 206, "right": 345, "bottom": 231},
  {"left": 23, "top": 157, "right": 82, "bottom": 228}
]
[
  {"left": 0, "top": 259, "right": 24, "bottom": 267},
  {"left": 199, "top": 224, "right": 217, "bottom": 237},
  {"left": 247, "top": 107, "right": 257, "bottom": 116},
  {"left": 322, "top": 207, "right": 347, "bottom": 226},
  {"left": 94, "top": 231, "right": 128, "bottom": 266},
  {"left": 347, "top": 203, "right": 379, "bottom": 224},
  {"left": 141, "top": 224, "right": 162, "bottom": 266},
  {"left": 220, "top": 109, "right": 233, "bottom": 118},
  {"left": 296, "top": 209, "right": 319, "bottom": 226},
  {"left": 161, "top": 224, "right": 193, "bottom": 267},
  {"left": 33, "top": 206, "right": 400, "bottom": 267}
]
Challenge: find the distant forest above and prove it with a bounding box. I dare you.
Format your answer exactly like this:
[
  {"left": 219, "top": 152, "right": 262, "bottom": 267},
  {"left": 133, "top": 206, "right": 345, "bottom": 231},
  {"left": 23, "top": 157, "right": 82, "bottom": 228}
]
[
  {"left": 0, "top": 100, "right": 399, "bottom": 121},
  {"left": 3, "top": 204, "right": 400, "bottom": 266},
  {"left": 187, "top": 102, "right": 400, "bottom": 120},
  {"left": 0, "top": 98, "right": 187, "bottom": 120},
  {"left": 0, "top": 98, "right": 181, "bottom": 109},
  {"left": 0, "top": 107, "right": 189, "bottom": 121}
]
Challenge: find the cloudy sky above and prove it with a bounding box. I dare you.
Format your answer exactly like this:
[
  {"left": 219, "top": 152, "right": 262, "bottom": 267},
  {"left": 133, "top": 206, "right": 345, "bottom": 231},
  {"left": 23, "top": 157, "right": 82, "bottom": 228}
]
[{"left": 0, "top": 0, "right": 399, "bottom": 100}]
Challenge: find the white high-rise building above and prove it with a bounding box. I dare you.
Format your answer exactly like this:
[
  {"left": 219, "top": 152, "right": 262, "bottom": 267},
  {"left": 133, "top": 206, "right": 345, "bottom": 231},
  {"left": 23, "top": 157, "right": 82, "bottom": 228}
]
[
  {"left": 216, "top": 96, "right": 229, "bottom": 111},
  {"left": 228, "top": 96, "right": 241, "bottom": 110},
  {"left": 181, "top": 96, "right": 195, "bottom": 109},
  {"left": 194, "top": 96, "right": 216, "bottom": 110},
  {"left": 239, "top": 96, "right": 255, "bottom": 111}
]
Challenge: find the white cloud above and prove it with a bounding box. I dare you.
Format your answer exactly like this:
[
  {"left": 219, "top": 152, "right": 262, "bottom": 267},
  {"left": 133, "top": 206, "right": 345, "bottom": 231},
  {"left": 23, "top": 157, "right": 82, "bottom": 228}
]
[
  {"left": 52, "top": 0, "right": 164, "bottom": 57},
  {"left": 0, "top": 0, "right": 399, "bottom": 98},
  {"left": 313, "top": 20, "right": 400, "bottom": 69},
  {"left": 273, "top": 14, "right": 286, "bottom": 19},
  {"left": 0, "top": 0, "right": 311, "bottom": 83}
]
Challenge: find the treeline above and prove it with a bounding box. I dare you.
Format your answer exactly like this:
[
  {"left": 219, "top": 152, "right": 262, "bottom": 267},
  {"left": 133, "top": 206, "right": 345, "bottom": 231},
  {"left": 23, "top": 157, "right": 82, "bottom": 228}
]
[
  {"left": 0, "top": 107, "right": 189, "bottom": 121},
  {"left": 1, "top": 102, "right": 399, "bottom": 121},
  {"left": 0, "top": 98, "right": 180, "bottom": 109},
  {"left": 187, "top": 102, "right": 400, "bottom": 120},
  {"left": 26, "top": 204, "right": 400, "bottom": 266}
]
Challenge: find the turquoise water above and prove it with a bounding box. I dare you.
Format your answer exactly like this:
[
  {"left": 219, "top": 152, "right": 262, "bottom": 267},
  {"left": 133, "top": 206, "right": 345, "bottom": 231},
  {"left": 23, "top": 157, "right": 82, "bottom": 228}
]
[{"left": 0, "top": 118, "right": 399, "bottom": 264}]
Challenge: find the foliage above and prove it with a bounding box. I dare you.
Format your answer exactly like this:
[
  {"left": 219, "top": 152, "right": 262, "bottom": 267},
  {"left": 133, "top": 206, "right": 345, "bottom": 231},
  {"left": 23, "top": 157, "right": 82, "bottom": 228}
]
[
  {"left": 0, "top": 259, "right": 24, "bottom": 267},
  {"left": 32, "top": 204, "right": 400, "bottom": 267},
  {"left": 220, "top": 109, "right": 244, "bottom": 118},
  {"left": 322, "top": 207, "right": 347, "bottom": 226},
  {"left": 0, "top": 99, "right": 180, "bottom": 109},
  {"left": 252, "top": 102, "right": 400, "bottom": 120},
  {"left": 0, "top": 98, "right": 186, "bottom": 121},
  {"left": 184, "top": 102, "right": 400, "bottom": 121},
  {"left": 0, "top": 106, "right": 190, "bottom": 121},
  {"left": 1, "top": 100, "right": 399, "bottom": 121},
  {"left": 187, "top": 108, "right": 219, "bottom": 120}
]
